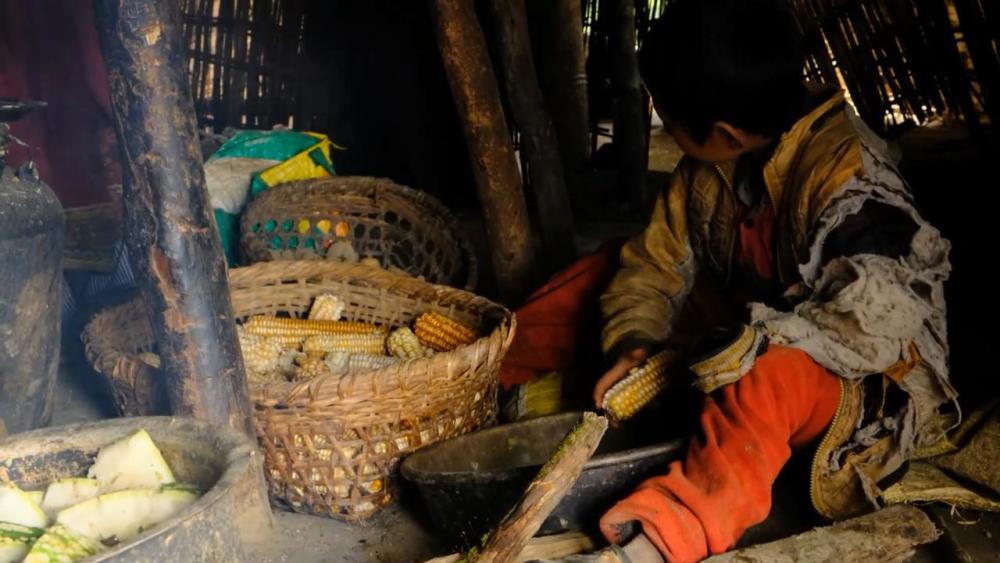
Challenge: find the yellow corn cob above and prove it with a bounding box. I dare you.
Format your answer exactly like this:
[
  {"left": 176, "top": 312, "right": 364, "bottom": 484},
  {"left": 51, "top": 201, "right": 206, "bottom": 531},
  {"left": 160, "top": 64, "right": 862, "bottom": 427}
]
[
  {"left": 360, "top": 257, "right": 382, "bottom": 269},
  {"left": 602, "top": 350, "right": 673, "bottom": 422},
  {"left": 237, "top": 327, "right": 285, "bottom": 375},
  {"left": 387, "top": 327, "right": 428, "bottom": 360},
  {"left": 244, "top": 315, "right": 384, "bottom": 338},
  {"left": 302, "top": 332, "right": 386, "bottom": 356},
  {"left": 308, "top": 294, "right": 345, "bottom": 321},
  {"left": 294, "top": 356, "right": 331, "bottom": 382},
  {"left": 324, "top": 351, "right": 400, "bottom": 374},
  {"left": 413, "top": 312, "right": 477, "bottom": 352}
]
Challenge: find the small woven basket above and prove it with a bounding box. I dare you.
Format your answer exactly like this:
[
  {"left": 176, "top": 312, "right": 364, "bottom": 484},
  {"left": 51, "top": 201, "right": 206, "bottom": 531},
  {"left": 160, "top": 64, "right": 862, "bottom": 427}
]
[
  {"left": 240, "top": 176, "right": 477, "bottom": 291},
  {"left": 82, "top": 261, "right": 513, "bottom": 521}
]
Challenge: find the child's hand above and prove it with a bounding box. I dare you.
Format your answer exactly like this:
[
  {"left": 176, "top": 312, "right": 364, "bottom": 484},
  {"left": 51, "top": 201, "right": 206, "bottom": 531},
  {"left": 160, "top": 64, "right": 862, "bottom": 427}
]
[{"left": 593, "top": 347, "right": 650, "bottom": 409}]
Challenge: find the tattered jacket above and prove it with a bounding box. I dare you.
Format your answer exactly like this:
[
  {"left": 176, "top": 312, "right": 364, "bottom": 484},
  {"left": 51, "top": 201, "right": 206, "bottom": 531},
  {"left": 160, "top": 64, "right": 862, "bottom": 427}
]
[{"left": 600, "top": 90, "right": 957, "bottom": 519}]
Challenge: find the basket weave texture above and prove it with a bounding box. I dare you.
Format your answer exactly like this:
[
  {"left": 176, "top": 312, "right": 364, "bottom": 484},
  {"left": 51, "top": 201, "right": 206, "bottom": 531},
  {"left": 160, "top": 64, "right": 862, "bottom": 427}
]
[
  {"left": 240, "top": 176, "right": 477, "bottom": 291},
  {"left": 83, "top": 261, "right": 513, "bottom": 520}
]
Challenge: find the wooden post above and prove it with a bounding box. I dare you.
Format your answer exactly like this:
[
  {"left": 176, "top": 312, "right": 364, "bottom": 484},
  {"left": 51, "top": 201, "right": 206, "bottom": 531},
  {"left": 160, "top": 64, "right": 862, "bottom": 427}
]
[
  {"left": 526, "top": 0, "right": 591, "bottom": 185},
  {"left": 94, "top": 0, "right": 255, "bottom": 437},
  {"left": 429, "top": 0, "right": 539, "bottom": 304},
  {"left": 489, "top": 0, "right": 577, "bottom": 270},
  {"left": 610, "top": 0, "right": 650, "bottom": 216}
]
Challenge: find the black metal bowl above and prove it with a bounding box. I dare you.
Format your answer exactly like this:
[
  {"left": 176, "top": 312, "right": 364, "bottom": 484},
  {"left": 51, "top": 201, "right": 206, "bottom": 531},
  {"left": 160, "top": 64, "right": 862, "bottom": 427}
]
[{"left": 400, "top": 412, "right": 683, "bottom": 549}]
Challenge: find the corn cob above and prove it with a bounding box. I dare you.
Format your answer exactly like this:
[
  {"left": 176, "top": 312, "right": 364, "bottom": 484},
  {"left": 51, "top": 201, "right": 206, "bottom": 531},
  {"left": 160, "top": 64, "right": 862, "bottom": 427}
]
[
  {"left": 387, "top": 327, "right": 428, "bottom": 360},
  {"left": 360, "top": 257, "right": 382, "bottom": 269},
  {"left": 602, "top": 350, "right": 673, "bottom": 422},
  {"left": 413, "top": 312, "right": 477, "bottom": 352},
  {"left": 324, "top": 351, "right": 400, "bottom": 374},
  {"left": 244, "top": 315, "right": 384, "bottom": 339},
  {"left": 302, "top": 332, "right": 386, "bottom": 357},
  {"left": 308, "top": 294, "right": 345, "bottom": 321},
  {"left": 294, "top": 356, "right": 331, "bottom": 382},
  {"left": 237, "top": 327, "right": 284, "bottom": 375}
]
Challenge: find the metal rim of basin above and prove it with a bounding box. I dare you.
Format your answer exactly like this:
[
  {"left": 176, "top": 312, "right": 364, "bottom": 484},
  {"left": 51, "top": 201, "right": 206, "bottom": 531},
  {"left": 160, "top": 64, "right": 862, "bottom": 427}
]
[{"left": 400, "top": 412, "right": 685, "bottom": 485}]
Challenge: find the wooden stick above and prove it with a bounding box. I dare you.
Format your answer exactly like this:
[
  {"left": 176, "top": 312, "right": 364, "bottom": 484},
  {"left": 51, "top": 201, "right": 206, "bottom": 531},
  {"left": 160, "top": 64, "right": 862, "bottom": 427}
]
[
  {"left": 489, "top": 0, "right": 577, "bottom": 270},
  {"left": 473, "top": 412, "right": 608, "bottom": 563},
  {"left": 428, "top": 0, "right": 539, "bottom": 304},
  {"left": 705, "top": 505, "right": 939, "bottom": 563},
  {"left": 425, "top": 532, "right": 595, "bottom": 563}
]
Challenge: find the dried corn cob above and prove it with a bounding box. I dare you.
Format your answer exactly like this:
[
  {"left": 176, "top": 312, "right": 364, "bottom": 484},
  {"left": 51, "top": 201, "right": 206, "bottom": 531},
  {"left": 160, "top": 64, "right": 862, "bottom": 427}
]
[
  {"left": 601, "top": 350, "right": 673, "bottom": 422},
  {"left": 359, "top": 257, "right": 382, "bottom": 268},
  {"left": 387, "top": 327, "right": 428, "bottom": 360},
  {"left": 302, "top": 332, "right": 386, "bottom": 356},
  {"left": 324, "top": 351, "right": 400, "bottom": 374},
  {"left": 308, "top": 294, "right": 345, "bottom": 321},
  {"left": 244, "top": 315, "right": 384, "bottom": 338},
  {"left": 413, "top": 312, "right": 477, "bottom": 352},
  {"left": 237, "top": 327, "right": 284, "bottom": 375},
  {"left": 294, "top": 356, "right": 331, "bottom": 382}
]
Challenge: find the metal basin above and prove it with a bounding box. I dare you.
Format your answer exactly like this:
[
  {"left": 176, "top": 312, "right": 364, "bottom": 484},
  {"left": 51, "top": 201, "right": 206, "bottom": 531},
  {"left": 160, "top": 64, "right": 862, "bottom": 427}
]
[
  {"left": 401, "top": 412, "right": 683, "bottom": 548},
  {"left": 0, "top": 417, "right": 271, "bottom": 561}
]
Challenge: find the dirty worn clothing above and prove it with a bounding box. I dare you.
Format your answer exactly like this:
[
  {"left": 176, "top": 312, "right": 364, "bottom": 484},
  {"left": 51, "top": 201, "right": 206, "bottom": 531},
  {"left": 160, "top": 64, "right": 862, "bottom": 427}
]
[
  {"left": 600, "top": 346, "right": 841, "bottom": 562},
  {"left": 599, "top": 88, "right": 956, "bottom": 521}
]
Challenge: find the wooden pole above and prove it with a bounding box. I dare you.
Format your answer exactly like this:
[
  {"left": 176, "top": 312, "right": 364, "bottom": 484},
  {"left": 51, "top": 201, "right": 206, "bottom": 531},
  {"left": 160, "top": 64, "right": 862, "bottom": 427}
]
[
  {"left": 527, "top": 0, "right": 591, "bottom": 185},
  {"left": 705, "top": 505, "right": 939, "bottom": 563},
  {"left": 489, "top": 0, "right": 577, "bottom": 269},
  {"left": 94, "top": 0, "right": 255, "bottom": 437},
  {"left": 429, "top": 0, "right": 539, "bottom": 303},
  {"left": 610, "top": 0, "right": 650, "bottom": 216}
]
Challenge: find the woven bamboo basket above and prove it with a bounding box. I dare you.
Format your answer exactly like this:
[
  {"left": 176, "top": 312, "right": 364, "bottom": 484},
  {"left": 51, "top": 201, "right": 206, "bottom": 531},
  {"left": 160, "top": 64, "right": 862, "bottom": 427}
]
[
  {"left": 83, "top": 261, "right": 513, "bottom": 521},
  {"left": 240, "top": 176, "right": 477, "bottom": 291}
]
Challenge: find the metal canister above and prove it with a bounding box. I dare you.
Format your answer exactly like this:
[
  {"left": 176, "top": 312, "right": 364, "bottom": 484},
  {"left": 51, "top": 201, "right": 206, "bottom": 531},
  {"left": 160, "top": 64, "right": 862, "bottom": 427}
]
[{"left": 0, "top": 99, "right": 64, "bottom": 434}]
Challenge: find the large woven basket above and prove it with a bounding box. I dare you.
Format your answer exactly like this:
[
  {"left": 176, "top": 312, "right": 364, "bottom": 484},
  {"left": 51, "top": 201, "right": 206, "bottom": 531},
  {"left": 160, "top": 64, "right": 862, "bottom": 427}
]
[
  {"left": 240, "top": 176, "right": 477, "bottom": 291},
  {"left": 82, "top": 261, "right": 514, "bottom": 521}
]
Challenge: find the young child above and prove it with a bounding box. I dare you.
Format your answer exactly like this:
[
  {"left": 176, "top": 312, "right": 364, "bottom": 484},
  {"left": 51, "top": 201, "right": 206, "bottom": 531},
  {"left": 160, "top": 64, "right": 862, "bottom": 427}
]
[{"left": 588, "top": 0, "right": 957, "bottom": 560}]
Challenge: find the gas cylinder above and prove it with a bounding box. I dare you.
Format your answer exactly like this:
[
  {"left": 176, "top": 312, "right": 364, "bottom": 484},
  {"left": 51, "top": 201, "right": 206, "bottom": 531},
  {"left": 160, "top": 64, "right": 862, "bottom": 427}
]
[{"left": 0, "top": 99, "right": 64, "bottom": 435}]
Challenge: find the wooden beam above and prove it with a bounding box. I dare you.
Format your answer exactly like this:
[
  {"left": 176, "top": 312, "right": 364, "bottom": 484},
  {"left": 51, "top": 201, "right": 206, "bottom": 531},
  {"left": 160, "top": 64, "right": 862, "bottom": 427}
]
[
  {"left": 94, "top": 0, "right": 255, "bottom": 437},
  {"left": 489, "top": 0, "right": 577, "bottom": 270},
  {"left": 429, "top": 0, "right": 539, "bottom": 303},
  {"left": 706, "top": 505, "right": 939, "bottom": 563}
]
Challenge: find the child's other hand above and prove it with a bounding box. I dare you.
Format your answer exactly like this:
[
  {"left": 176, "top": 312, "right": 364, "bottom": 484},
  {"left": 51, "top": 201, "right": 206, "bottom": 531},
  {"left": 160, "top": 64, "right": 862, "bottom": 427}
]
[{"left": 593, "top": 347, "right": 649, "bottom": 409}]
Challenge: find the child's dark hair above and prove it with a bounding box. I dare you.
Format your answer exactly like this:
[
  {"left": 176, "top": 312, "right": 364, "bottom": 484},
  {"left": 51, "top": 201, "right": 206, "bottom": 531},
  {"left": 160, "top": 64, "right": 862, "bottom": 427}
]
[{"left": 639, "top": 0, "right": 807, "bottom": 144}]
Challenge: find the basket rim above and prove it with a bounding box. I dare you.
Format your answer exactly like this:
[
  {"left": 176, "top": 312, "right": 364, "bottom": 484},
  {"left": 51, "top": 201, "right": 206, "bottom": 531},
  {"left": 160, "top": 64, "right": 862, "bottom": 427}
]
[
  {"left": 239, "top": 176, "right": 478, "bottom": 291},
  {"left": 83, "top": 261, "right": 514, "bottom": 407}
]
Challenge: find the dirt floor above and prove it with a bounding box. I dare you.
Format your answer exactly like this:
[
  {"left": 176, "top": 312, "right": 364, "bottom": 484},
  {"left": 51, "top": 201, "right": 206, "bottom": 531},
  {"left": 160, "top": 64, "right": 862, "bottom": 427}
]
[{"left": 49, "top": 326, "right": 1000, "bottom": 563}]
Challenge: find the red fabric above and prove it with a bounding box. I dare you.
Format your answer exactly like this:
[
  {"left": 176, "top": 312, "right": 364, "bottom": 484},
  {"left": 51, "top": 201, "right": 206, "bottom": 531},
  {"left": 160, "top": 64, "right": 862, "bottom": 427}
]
[
  {"left": 498, "top": 242, "right": 622, "bottom": 390},
  {"left": 0, "top": 0, "right": 118, "bottom": 206},
  {"left": 599, "top": 346, "right": 841, "bottom": 562},
  {"left": 736, "top": 204, "right": 775, "bottom": 282}
]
